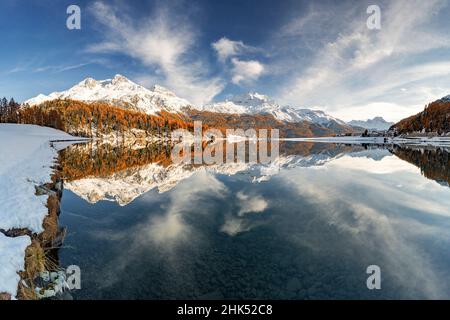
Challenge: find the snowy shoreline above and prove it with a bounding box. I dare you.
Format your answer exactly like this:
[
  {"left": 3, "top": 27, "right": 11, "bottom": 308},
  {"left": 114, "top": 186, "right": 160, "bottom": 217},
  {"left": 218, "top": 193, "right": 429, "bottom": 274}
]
[{"left": 0, "top": 124, "right": 81, "bottom": 298}]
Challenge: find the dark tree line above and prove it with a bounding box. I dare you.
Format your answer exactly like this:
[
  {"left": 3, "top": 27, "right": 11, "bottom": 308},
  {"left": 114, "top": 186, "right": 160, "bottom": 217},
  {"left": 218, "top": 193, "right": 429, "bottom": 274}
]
[{"left": 0, "top": 97, "right": 20, "bottom": 122}]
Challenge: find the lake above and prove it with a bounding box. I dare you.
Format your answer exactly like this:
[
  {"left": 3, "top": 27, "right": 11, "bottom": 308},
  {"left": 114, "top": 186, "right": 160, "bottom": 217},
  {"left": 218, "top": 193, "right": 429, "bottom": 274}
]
[{"left": 56, "top": 141, "right": 450, "bottom": 299}]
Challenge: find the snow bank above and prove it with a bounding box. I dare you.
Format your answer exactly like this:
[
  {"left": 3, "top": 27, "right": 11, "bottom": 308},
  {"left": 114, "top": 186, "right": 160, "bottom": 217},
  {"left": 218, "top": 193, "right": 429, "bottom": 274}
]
[
  {"left": 0, "top": 233, "right": 31, "bottom": 297},
  {"left": 0, "top": 124, "right": 77, "bottom": 233},
  {"left": 0, "top": 124, "right": 80, "bottom": 298}
]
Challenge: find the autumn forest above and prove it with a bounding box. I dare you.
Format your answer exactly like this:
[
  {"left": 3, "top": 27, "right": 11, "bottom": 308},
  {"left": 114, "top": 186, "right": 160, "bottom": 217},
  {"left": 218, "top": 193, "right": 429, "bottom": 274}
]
[{"left": 1, "top": 99, "right": 194, "bottom": 138}]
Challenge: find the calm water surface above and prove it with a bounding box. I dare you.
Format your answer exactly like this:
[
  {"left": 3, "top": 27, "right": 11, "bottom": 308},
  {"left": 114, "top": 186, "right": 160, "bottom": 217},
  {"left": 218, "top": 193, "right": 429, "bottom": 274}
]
[{"left": 58, "top": 142, "right": 450, "bottom": 299}]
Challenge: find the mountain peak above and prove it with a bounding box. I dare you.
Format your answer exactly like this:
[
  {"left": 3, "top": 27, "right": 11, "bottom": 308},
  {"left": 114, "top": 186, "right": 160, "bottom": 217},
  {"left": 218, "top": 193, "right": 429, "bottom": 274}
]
[
  {"left": 111, "top": 74, "right": 131, "bottom": 85},
  {"left": 78, "top": 77, "right": 99, "bottom": 88},
  {"left": 24, "top": 75, "right": 192, "bottom": 114},
  {"left": 77, "top": 74, "right": 134, "bottom": 88},
  {"left": 441, "top": 94, "right": 450, "bottom": 101}
]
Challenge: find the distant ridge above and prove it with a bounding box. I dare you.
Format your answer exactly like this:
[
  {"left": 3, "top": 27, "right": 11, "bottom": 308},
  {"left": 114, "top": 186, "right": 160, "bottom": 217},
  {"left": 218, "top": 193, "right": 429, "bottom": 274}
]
[{"left": 348, "top": 117, "right": 394, "bottom": 130}]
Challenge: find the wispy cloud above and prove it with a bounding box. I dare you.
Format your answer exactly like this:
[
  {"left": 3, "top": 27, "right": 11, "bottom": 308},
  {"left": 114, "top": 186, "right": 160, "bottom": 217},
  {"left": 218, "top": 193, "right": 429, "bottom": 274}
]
[
  {"left": 4, "top": 66, "right": 26, "bottom": 75},
  {"left": 33, "top": 62, "right": 95, "bottom": 73},
  {"left": 87, "top": 1, "right": 224, "bottom": 105}
]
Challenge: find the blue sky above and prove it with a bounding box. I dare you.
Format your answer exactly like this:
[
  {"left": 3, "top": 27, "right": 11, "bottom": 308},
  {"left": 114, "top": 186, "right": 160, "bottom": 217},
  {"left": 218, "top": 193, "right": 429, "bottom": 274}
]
[{"left": 1, "top": 0, "right": 450, "bottom": 121}]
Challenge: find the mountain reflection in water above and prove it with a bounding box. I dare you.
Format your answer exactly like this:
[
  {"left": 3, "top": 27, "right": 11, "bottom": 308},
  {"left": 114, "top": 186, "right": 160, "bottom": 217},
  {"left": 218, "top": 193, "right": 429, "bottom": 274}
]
[{"left": 57, "top": 141, "right": 450, "bottom": 299}]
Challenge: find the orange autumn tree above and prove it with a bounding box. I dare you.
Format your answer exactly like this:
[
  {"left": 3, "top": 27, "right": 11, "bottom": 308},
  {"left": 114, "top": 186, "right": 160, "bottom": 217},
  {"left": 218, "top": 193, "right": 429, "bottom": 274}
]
[
  {"left": 393, "top": 100, "right": 450, "bottom": 135},
  {"left": 15, "top": 99, "right": 195, "bottom": 138}
]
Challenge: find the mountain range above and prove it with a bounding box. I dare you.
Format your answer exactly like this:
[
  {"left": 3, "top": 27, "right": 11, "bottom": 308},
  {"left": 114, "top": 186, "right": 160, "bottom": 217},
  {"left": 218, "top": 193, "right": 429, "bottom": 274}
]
[
  {"left": 24, "top": 75, "right": 354, "bottom": 134},
  {"left": 201, "top": 92, "right": 347, "bottom": 126}
]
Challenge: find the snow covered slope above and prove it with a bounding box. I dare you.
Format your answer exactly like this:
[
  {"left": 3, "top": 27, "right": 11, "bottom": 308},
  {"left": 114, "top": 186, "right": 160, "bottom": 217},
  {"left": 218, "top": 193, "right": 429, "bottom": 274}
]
[
  {"left": 201, "top": 92, "right": 348, "bottom": 126},
  {"left": 0, "top": 124, "right": 78, "bottom": 232},
  {"left": 24, "top": 75, "right": 192, "bottom": 115}
]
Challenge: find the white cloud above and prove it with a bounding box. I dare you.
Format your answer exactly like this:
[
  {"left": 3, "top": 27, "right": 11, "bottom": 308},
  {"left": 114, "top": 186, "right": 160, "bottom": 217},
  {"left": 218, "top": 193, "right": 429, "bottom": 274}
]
[
  {"left": 236, "top": 191, "right": 268, "bottom": 216},
  {"left": 87, "top": 1, "right": 224, "bottom": 105},
  {"left": 211, "top": 37, "right": 265, "bottom": 86},
  {"left": 231, "top": 58, "right": 265, "bottom": 85},
  {"left": 212, "top": 37, "right": 251, "bottom": 62},
  {"left": 145, "top": 171, "right": 227, "bottom": 245},
  {"left": 220, "top": 216, "right": 252, "bottom": 236}
]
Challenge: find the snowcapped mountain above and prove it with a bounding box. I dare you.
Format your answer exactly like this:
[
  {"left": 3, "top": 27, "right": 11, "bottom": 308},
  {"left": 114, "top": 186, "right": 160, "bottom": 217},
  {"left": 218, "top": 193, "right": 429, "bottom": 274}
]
[
  {"left": 25, "top": 75, "right": 349, "bottom": 128},
  {"left": 201, "top": 92, "right": 348, "bottom": 126},
  {"left": 348, "top": 117, "right": 394, "bottom": 130},
  {"left": 24, "top": 74, "right": 192, "bottom": 115}
]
